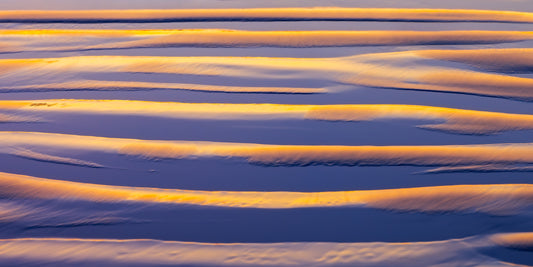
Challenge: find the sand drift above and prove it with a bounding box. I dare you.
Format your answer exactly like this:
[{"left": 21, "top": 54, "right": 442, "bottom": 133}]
[
  {"left": 1, "top": 49, "right": 533, "bottom": 100},
  {"left": 0, "top": 29, "right": 532, "bottom": 52},
  {"left": 0, "top": 234, "right": 528, "bottom": 267},
  {"left": 1, "top": 132, "right": 533, "bottom": 174},
  {"left": 1, "top": 171, "right": 532, "bottom": 214},
  {"left": 2, "top": 99, "right": 533, "bottom": 135}
]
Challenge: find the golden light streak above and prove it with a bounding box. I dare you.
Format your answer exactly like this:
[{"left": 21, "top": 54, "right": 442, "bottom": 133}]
[
  {"left": 0, "top": 29, "right": 531, "bottom": 51},
  {"left": 0, "top": 172, "right": 532, "bottom": 215},
  {"left": 0, "top": 8, "right": 532, "bottom": 23}
]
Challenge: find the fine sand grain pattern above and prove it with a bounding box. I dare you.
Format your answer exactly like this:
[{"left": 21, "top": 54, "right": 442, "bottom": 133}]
[{"left": 0, "top": 1, "right": 532, "bottom": 267}]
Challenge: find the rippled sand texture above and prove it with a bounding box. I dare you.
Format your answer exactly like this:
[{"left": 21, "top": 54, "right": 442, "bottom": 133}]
[
  {"left": 1, "top": 3, "right": 532, "bottom": 267},
  {"left": 1, "top": 49, "right": 533, "bottom": 99},
  {"left": 2, "top": 172, "right": 533, "bottom": 214},
  {"left": 0, "top": 235, "right": 526, "bottom": 267},
  {"left": 2, "top": 100, "right": 533, "bottom": 134}
]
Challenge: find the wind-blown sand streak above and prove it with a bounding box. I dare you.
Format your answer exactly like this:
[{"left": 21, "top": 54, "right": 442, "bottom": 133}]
[
  {"left": 0, "top": 236, "right": 523, "bottom": 267},
  {"left": 2, "top": 100, "right": 533, "bottom": 134},
  {"left": 0, "top": 113, "right": 36, "bottom": 123},
  {"left": 1, "top": 52, "right": 532, "bottom": 99},
  {"left": 10, "top": 148, "right": 104, "bottom": 168},
  {"left": 0, "top": 8, "right": 533, "bottom": 23},
  {"left": 1, "top": 132, "right": 533, "bottom": 167},
  {"left": 0, "top": 200, "right": 132, "bottom": 228},
  {"left": 0, "top": 29, "right": 532, "bottom": 52},
  {"left": 420, "top": 165, "right": 533, "bottom": 174},
  {"left": 1, "top": 172, "right": 533, "bottom": 214}
]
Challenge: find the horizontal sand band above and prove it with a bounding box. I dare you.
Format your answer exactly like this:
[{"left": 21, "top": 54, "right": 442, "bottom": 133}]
[
  {"left": 0, "top": 30, "right": 531, "bottom": 50},
  {"left": 0, "top": 172, "right": 532, "bottom": 215},
  {"left": 2, "top": 131, "right": 533, "bottom": 167},
  {"left": 0, "top": 8, "right": 532, "bottom": 23},
  {"left": 2, "top": 100, "right": 533, "bottom": 134},
  {"left": 0, "top": 234, "right": 523, "bottom": 266},
  {"left": 2, "top": 51, "right": 533, "bottom": 99}
]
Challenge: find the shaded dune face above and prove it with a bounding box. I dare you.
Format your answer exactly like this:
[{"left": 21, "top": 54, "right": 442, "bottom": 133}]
[
  {"left": 1, "top": 100, "right": 533, "bottom": 134},
  {"left": 1, "top": 49, "right": 533, "bottom": 100},
  {"left": 1, "top": 132, "right": 533, "bottom": 168},
  {"left": 0, "top": 8, "right": 532, "bottom": 23},
  {"left": 417, "top": 48, "right": 533, "bottom": 73},
  {"left": 1, "top": 171, "right": 533, "bottom": 215},
  {"left": 0, "top": 30, "right": 532, "bottom": 52},
  {"left": 491, "top": 232, "right": 533, "bottom": 251}
]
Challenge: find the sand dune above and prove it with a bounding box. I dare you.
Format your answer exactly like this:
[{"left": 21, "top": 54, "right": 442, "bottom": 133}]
[
  {"left": 0, "top": 236, "right": 523, "bottom": 267},
  {"left": 1, "top": 3, "right": 530, "bottom": 266},
  {"left": 1, "top": 52, "right": 533, "bottom": 99},
  {"left": 1, "top": 29, "right": 532, "bottom": 52},
  {"left": 1, "top": 171, "right": 533, "bottom": 214},
  {"left": 2, "top": 100, "right": 533, "bottom": 134},
  {"left": 0, "top": 8, "right": 532, "bottom": 23},
  {"left": 1, "top": 132, "right": 533, "bottom": 167}
]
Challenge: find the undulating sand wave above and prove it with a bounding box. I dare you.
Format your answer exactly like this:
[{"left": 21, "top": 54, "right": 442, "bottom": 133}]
[
  {"left": 1, "top": 132, "right": 533, "bottom": 167},
  {"left": 0, "top": 236, "right": 524, "bottom": 267},
  {"left": 0, "top": 8, "right": 532, "bottom": 23},
  {"left": 1, "top": 52, "right": 533, "bottom": 99},
  {"left": 0, "top": 29, "right": 531, "bottom": 52},
  {"left": 2, "top": 100, "right": 533, "bottom": 134},
  {"left": 1, "top": 172, "right": 533, "bottom": 214}
]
